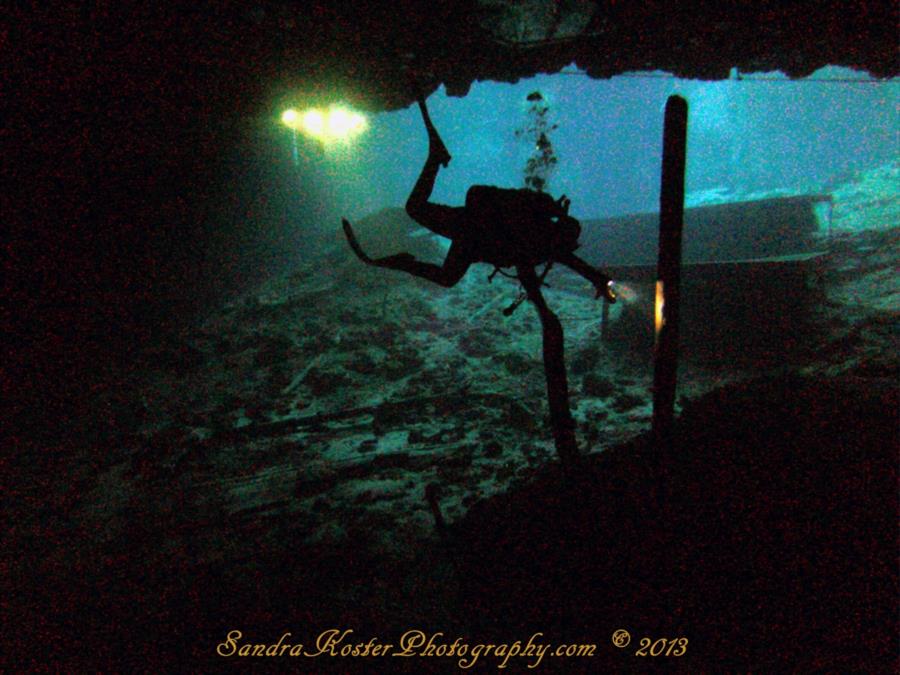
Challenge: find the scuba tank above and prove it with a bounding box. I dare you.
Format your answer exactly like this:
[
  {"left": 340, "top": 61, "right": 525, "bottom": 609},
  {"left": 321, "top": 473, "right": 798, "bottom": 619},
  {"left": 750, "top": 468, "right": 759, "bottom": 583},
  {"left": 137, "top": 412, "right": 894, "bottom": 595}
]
[{"left": 464, "top": 185, "right": 581, "bottom": 267}]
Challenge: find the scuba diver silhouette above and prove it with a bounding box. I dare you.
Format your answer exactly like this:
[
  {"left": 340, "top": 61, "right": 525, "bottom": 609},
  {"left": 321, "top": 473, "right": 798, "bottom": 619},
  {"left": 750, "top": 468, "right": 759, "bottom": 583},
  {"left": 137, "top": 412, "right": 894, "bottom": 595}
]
[
  {"left": 341, "top": 91, "right": 616, "bottom": 463},
  {"left": 342, "top": 94, "right": 616, "bottom": 304}
]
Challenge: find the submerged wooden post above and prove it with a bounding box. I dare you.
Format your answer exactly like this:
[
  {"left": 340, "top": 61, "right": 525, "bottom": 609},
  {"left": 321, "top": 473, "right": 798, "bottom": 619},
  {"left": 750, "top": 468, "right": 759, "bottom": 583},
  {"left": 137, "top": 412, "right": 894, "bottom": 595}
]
[{"left": 652, "top": 96, "right": 688, "bottom": 450}]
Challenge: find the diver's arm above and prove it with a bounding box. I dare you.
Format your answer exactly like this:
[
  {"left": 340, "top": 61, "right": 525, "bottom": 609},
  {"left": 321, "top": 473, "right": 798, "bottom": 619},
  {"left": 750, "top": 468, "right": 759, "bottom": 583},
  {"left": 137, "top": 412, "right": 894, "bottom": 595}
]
[{"left": 556, "top": 251, "right": 616, "bottom": 303}]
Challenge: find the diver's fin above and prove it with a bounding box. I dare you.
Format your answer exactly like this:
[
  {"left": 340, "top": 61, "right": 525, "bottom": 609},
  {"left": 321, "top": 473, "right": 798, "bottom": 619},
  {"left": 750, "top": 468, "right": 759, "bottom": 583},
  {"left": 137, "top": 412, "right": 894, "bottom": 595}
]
[
  {"left": 342, "top": 218, "right": 416, "bottom": 269},
  {"left": 402, "top": 63, "right": 452, "bottom": 167},
  {"left": 430, "top": 128, "right": 452, "bottom": 168},
  {"left": 342, "top": 218, "right": 373, "bottom": 264},
  {"left": 411, "top": 88, "right": 451, "bottom": 167},
  {"left": 416, "top": 98, "right": 451, "bottom": 167}
]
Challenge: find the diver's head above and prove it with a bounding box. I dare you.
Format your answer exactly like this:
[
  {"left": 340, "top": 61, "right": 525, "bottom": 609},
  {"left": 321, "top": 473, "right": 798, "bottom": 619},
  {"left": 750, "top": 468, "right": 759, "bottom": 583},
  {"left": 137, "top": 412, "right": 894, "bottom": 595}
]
[
  {"left": 550, "top": 194, "right": 580, "bottom": 251},
  {"left": 552, "top": 212, "right": 582, "bottom": 252}
]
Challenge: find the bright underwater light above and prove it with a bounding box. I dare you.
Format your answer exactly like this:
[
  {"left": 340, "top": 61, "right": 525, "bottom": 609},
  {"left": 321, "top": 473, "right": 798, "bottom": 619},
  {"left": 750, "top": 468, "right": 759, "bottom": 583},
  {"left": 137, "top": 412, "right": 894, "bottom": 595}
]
[
  {"left": 302, "top": 109, "right": 326, "bottom": 136},
  {"left": 654, "top": 280, "right": 665, "bottom": 337},
  {"left": 281, "top": 105, "right": 368, "bottom": 146}
]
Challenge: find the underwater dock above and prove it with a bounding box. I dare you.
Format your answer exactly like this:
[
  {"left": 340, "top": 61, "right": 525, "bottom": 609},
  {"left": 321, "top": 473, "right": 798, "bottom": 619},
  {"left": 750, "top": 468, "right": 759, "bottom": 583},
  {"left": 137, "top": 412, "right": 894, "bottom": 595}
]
[
  {"left": 581, "top": 193, "right": 833, "bottom": 269},
  {"left": 583, "top": 193, "right": 834, "bottom": 361}
]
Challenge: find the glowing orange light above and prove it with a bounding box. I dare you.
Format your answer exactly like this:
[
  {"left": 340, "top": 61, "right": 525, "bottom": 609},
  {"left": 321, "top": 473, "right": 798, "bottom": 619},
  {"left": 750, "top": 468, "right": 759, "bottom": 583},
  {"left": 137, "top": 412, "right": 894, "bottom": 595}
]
[{"left": 655, "top": 280, "right": 665, "bottom": 336}]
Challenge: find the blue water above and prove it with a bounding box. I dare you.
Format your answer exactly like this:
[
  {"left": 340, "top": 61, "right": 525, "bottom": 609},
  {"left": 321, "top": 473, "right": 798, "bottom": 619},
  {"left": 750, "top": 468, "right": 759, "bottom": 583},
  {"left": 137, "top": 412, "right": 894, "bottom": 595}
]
[{"left": 291, "top": 66, "right": 897, "bottom": 224}]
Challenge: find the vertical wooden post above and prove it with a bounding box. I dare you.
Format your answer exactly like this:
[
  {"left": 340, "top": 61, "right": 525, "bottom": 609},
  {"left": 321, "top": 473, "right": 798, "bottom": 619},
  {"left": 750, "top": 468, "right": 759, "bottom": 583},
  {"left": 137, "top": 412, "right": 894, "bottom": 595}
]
[{"left": 652, "top": 96, "right": 688, "bottom": 451}]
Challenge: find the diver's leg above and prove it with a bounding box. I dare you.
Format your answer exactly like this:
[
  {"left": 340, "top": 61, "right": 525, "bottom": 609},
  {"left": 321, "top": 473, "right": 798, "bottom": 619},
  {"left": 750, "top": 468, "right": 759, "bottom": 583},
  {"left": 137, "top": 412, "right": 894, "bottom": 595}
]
[
  {"left": 557, "top": 251, "right": 617, "bottom": 303},
  {"left": 405, "top": 142, "right": 443, "bottom": 222},
  {"left": 342, "top": 219, "right": 470, "bottom": 287},
  {"left": 518, "top": 264, "right": 579, "bottom": 464},
  {"left": 408, "top": 203, "right": 465, "bottom": 241},
  {"left": 374, "top": 240, "right": 469, "bottom": 287}
]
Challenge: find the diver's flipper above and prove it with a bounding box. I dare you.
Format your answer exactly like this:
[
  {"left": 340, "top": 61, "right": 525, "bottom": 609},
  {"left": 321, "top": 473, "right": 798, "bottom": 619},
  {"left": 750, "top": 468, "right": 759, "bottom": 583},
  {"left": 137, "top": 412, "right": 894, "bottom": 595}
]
[
  {"left": 430, "top": 132, "right": 452, "bottom": 168},
  {"left": 342, "top": 218, "right": 415, "bottom": 268},
  {"left": 417, "top": 98, "right": 451, "bottom": 168},
  {"left": 410, "top": 85, "right": 451, "bottom": 167},
  {"left": 342, "top": 218, "right": 373, "bottom": 264},
  {"left": 402, "top": 64, "right": 451, "bottom": 167}
]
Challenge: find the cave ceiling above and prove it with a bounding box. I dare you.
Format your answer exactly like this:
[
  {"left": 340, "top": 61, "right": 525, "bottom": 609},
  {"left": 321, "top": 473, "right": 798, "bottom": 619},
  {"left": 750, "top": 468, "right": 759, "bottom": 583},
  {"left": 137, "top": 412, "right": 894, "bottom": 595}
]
[{"left": 247, "top": 0, "right": 898, "bottom": 111}]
